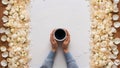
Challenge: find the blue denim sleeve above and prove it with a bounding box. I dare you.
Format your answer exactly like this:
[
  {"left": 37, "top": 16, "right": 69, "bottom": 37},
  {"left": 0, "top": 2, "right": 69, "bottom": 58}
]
[
  {"left": 40, "top": 51, "right": 56, "bottom": 68},
  {"left": 64, "top": 52, "right": 79, "bottom": 68}
]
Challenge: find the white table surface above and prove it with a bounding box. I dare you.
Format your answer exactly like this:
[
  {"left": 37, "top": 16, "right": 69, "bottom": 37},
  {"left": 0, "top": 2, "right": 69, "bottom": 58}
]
[{"left": 30, "top": 0, "right": 90, "bottom": 68}]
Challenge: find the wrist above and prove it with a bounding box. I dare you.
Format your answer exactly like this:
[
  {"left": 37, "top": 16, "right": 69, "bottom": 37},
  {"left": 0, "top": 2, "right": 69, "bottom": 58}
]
[
  {"left": 52, "top": 49, "right": 56, "bottom": 52},
  {"left": 63, "top": 49, "right": 69, "bottom": 53}
]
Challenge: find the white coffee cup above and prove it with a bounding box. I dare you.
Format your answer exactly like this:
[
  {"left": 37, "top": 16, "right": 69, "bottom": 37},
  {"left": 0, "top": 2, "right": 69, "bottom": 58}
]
[{"left": 54, "top": 28, "right": 66, "bottom": 41}]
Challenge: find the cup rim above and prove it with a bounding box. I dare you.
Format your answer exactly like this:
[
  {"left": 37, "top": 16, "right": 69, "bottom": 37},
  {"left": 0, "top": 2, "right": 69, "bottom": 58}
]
[{"left": 54, "top": 28, "right": 66, "bottom": 41}]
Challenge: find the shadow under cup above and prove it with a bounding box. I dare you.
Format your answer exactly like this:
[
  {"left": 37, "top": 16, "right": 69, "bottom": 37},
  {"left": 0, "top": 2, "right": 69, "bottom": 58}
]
[{"left": 54, "top": 29, "right": 66, "bottom": 41}]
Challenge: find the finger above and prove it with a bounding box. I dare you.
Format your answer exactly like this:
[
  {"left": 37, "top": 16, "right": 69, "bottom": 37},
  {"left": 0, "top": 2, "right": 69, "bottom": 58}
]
[
  {"left": 66, "top": 34, "right": 70, "bottom": 41},
  {"left": 68, "top": 35, "right": 70, "bottom": 40},
  {"left": 65, "top": 36, "right": 68, "bottom": 41},
  {"left": 51, "top": 29, "right": 56, "bottom": 35},
  {"left": 52, "top": 37, "right": 56, "bottom": 42},
  {"left": 68, "top": 36, "right": 70, "bottom": 43},
  {"left": 65, "top": 29, "right": 70, "bottom": 36},
  {"left": 50, "top": 34, "right": 52, "bottom": 41},
  {"left": 50, "top": 35, "right": 55, "bottom": 44},
  {"left": 50, "top": 29, "right": 56, "bottom": 41},
  {"left": 65, "top": 29, "right": 68, "bottom": 35},
  {"left": 67, "top": 32, "right": 70, "bottom": 41},
  {"left": 65, "top": 36, "right": 70, "bottom": 44}
]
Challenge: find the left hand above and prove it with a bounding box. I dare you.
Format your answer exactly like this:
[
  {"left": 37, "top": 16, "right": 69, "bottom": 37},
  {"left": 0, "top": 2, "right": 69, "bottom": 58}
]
[{"left": 62, "top": 29, "right": 70, "bottom": 53}]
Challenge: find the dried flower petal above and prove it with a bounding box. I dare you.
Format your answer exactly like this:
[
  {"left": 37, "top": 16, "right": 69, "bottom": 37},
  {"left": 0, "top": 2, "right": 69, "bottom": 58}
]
[
  {"left": 114, "top": 59, "right": 120, "bottom": 66},
  {"left": 109, "top": 54, "right": 117, "bottom": 59},
  {"left": 11, "top": 34, "right": 17, "bottom": 39},
  {"left": 113, "top": 14, "right": 119, "bottom": 21},
  {"left": 0, "top": 27, "right": 6, "bottom": 33},
  {"left": 3, "top": 10, "right": 8, "bottom": 15},
  {"left": 113, "top": 5, "right": 119, "bottom": 13},
  {"left": 110, "top": 27, "right": 117, "bottom": 33},
  {"left": 2, "top": 16, "right": 8, "bottom": 23},
  {"left": 0, "top": 46, "right": 6, "bottom": 52},
  {"left": 2, "top": 52, "right": 8, "bottom": 58},
  {"left": 113, "top": 0, "right": 120, "bottom": 4},
  {"left": 112, "top": 64, "right": 118, "bottom": 68},
  {"left": 5, "top": 28, "right": 11, "bottom": 35},
  {"left": 113, "top": 14, "right": 119, "bottom": 20},
  {"left": 6, "top": 4, "right": 12, "bottom": 10},
  {"left": 113, "top": 38, "right": 120, "bottom": 45},
  {"left": 8, "top": 42, "right": 14, "bottom": 47},
  {"left": 110, "top": 44, "right": 117, "bottom": 50},
  {"left": 100, "top": 48, "right": 107, "bottom": 52},
  {"left": 114, "top": 22, "right": 120, "bottom": 28},
  {"left": 2, "top": 0, "right": 9, "bottom": 5},
  {"left": 0, "top": 60, "right": 7, "bottom": 67},
  {"left": 1, "top": 35, "right": 7, "bottom": 42},
  {"left": 106, "top": 61, "right": 114, "bottom": 68},
  {"left": 112, "top": 49, "right": 119, "bottom": 55}
]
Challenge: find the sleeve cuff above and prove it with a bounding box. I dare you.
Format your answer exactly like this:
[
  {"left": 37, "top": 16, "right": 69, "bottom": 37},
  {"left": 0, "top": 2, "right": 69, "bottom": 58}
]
[
  {"left": 47, "top": 51, "right": 56, "bottom": 60},
  {"left": 64, "top": 52, "right": 75, "bottom": 63}
]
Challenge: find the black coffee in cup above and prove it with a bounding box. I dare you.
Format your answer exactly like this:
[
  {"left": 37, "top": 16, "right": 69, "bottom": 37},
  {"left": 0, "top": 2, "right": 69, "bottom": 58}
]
[{"left": 54, "top": 29, "right": 66, "bottom": 41}]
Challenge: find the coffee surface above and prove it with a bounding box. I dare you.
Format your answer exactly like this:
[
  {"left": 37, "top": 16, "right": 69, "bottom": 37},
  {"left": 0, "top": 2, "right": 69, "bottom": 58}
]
[{"left": 55, "top": 29, "right": 66, "bottom": 40}]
